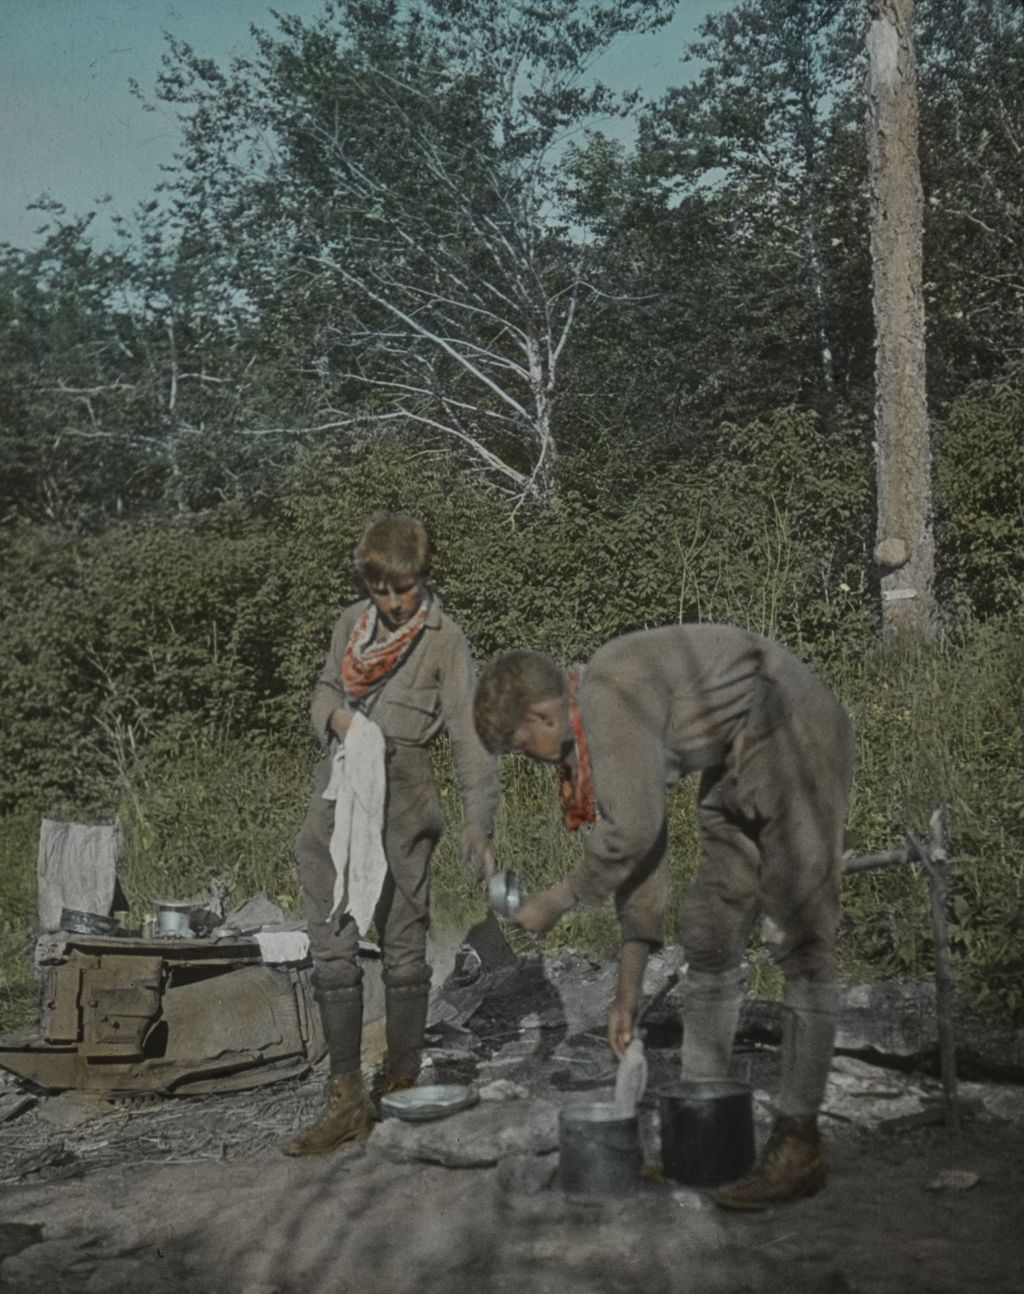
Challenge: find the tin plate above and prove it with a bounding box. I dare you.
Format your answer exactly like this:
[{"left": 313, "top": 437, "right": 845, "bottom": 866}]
[{"left": 380, "top": 1083, "right": 480, "bottom": 1122}]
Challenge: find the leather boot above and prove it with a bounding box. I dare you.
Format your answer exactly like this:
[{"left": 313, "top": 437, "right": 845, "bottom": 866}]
[
  {"left": 283, "top": 1071, "right": 375, "bottom": 1156},
  {"left": 371, "top": 982, "right": 430, "bottom": 1111},
  {"left": 712, "top": 1114, "right": 826, "bottom": 1210},
  {"left": 369, "top": 1067, "right": 417, "bottom": 1111}
]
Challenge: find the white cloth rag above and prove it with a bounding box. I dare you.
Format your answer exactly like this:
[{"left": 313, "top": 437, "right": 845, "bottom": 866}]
[
  {"left": 322, "top": 712, "right": 389, "bottom": 935},
  {"left": 255, "top": 930, "right": 311, "bottom": 964}
]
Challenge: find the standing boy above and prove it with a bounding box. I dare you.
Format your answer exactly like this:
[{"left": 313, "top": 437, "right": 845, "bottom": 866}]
[
  {"left": 473, "top": 624, "right": 853, "bottom": 1208},
  {"left": 286, "top": 512, "right": 497, "bottom": 1155}
]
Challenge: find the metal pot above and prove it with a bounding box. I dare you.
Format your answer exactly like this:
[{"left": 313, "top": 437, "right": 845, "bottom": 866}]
[
  {"left": 558, "top": 1101, "right": 641, "bottom": 1194},
  {"left": 657, "top": 1079, "right": 755, "bottom": 1188},
  {"left": 154, "top": 900, "right": 195, "bottom": 938}
]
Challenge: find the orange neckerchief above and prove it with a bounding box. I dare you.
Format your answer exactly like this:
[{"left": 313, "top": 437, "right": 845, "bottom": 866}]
[
  {"left": 340, "top": 598, "right": 429, "bottom": 701},
  {"left": 559, "top": 666, "right": 598, "bottom": 830}
]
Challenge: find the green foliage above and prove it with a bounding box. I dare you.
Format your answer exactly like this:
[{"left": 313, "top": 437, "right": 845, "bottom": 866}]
[
  {"left": 1, "top": 395, "right": 1020, "bottom": 1031},
  {"left": 836, "top": 619, "right": 1023, "bottom": 1019},
  {"left": 918, "top": 0, "right": 1024, "bottom": 394},
  {"left": 933, "top": 386, "right": 1024, "bottom": 623},
  {"left": 0, "top": 0, "right": 1021, "bottom": 1041},
  {"left": 114, "top": 731, "right": 310, "bottom": 920},
  {"left": 0, "top": 809, "right": 39, "bottom": 1035},
  {"left": 0, "top": 512, "right": 293, "bottom": 814}
]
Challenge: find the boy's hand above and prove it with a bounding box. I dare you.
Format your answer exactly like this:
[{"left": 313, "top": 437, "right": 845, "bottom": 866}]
[
  {"left": 608, "top": 939, "right": 651, "bottom": 1058},
  {"left": 328, "top": 708, "right": 355, "bottom": 742},
  {"left": 460, "top": 826, "right": 496, "bottom": 878},
  {"left": 607, "top": 1000, "right": 635, "bottom": 1060},
  {"left": 512, "top": 881, "right": 576, "bottom": 936}
]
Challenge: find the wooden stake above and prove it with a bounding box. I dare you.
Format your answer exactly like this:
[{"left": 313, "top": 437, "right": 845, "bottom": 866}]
[{"left": 844, "top": 807, "right": 960, "bottom": 1134}]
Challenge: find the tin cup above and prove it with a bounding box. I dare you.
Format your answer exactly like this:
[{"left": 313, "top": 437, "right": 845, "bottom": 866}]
[{"left": 486, "top": 869, "right": 524, "bottom": 920}]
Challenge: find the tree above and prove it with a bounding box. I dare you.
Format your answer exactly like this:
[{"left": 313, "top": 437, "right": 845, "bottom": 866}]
[
  {"left": 626, "top": 0, "right": 869, "bottom": 429},
  {"left": 0, "top": 197, "right": 287, "bottom": 526},
  {"left": 145, "top": 0, "right": 673, "bottom": 499},
  {"left": 916, "top": 0, "right": 1024, "bottom": 397},
  {"left": 866, "top": 0, "right": 938, "bottom": 640}
]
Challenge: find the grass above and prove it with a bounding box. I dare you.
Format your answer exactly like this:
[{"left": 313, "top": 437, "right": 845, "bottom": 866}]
[
  {"left": 0, "top": 808, "right": 42, "bottom": 1035},
  {"left": 1, "top": 618, "right": 1020, "bottom": 1035},
  {"left": 832, "top": 619, "right": 1023, "bottom": 1016}
]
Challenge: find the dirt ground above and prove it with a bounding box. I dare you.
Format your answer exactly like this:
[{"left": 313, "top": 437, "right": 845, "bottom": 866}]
[{"left": 2, "top": 952, "right": 1022, "bottom": 1294}]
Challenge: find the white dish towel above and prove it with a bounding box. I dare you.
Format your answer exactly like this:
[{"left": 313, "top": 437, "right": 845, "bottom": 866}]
[{"left": 322, "top": 713, "right": 389, "bottom": 935}]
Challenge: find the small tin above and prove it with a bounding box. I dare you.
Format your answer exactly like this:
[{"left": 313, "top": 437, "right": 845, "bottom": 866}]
[
  {"left": 486, "top": 870, "right": 524, "bottom": 920},
  {"left": 59, "top": 908, "right": 123, "bottom": 937},
  {"left": 154, "top": 900, "right": 194, "bottom": 938}
]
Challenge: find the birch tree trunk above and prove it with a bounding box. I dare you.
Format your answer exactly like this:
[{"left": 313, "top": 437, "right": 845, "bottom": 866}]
[{"left": 866, "top": 0, "right": 938, "bottom": 640}]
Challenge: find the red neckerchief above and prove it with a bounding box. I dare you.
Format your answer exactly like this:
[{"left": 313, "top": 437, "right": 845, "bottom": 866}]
[
  {"left": 340, "top": 598, "right": 429, "bottom": 700},
  {"left": 559, "top": 666, "right": 598, "bottom": 830}
]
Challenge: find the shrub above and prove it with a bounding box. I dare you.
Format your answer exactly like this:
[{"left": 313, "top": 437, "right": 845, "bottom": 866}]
[
  {"left": 835, "top": 618, "right": 1023, "bottom": 1020},
  {"left": 934, "top": 386, "right": 1024, "bottom": 624}
]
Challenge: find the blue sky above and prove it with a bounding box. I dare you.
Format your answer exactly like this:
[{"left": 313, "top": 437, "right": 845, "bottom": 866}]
[{"left": 0, "top": 0, "right": 733, "bottom": 249}]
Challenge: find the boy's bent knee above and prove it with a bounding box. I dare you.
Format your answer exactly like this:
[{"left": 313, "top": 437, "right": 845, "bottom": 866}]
[
  {"left": 382, "top": 961, "right": 431, "bottom": 990},
  {"left": 312, "top": 959, "right": 363, "bottom": 993},
  {"left": 774, "top": 939, "right": 837, "bottom": 984}
]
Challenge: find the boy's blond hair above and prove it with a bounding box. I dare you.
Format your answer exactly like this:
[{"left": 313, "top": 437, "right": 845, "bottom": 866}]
[
  {"left": 473, "top": 651, "right": 565, "bottom": 753},
  {"left": 353, "top": 512, "right": 431, "bottom": 587}
]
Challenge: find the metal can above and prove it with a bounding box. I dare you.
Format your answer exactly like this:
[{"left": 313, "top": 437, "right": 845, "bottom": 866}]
[{"left": 558, "top": 1102, "right": 641, "bottom": 1194}]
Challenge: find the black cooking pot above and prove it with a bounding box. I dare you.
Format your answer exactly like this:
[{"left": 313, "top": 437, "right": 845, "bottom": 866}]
[{"left": 657, "top": 1079, "right": 755, "bottom": 1187}]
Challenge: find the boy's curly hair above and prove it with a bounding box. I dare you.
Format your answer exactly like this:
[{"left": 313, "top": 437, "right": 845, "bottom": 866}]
[
  {"left": 353, "top": 512, "right": 431, "bottom": 587},
  {"left": 473, "top": 650, "right": 565, "bottom": 752}
]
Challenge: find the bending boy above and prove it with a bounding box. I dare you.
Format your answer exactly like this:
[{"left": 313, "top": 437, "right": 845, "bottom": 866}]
[
  {"left": 473, "top": 624, "right": 853, "bottom": 1208},
  {"left": 286, "top": 512, "right": 497, "bottom": 1156}
]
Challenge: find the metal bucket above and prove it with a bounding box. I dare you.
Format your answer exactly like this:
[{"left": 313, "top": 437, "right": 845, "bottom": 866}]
[
  {"left": 657, "top": 1079, "right": 755, "bottom": 1188},
  {"left": 155, "top": 901, "right": 194, "bottom": 938},
  {"left": 558, "top": 1102, "right": 641, "bottom": 1195}
]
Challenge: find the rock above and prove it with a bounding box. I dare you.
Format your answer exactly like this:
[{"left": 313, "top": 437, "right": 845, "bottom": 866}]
[
  {"left": 550, "top": 1037, "right": 617, "bottom": 1086},
  {"left": 372, "top": 1098, "right": 560, "bottom": 1167},
  {"left": 671, "top": 1186, "right": 710, "bottom": 1211},
  {"left": 423, "top": 1046, "right": 477, "bottom": 1066},
  {"left": 485, "top": 960, "right": 548, "bottom": 1000},
  {"left": 36, "top": 1092, "right": 109, "bottom": 1131},
  {"left": 834, "top": 981, "right": 1024, "bottom": 1080},
  {"left": 477, "top": 1056, "right": 533, "bottom": 1079},
  {"left": 835, "top": 981, "right": 937, "bottom": 1055},
  {"left": 478, "top": 1080, "right": 530, "bottom": 1102},
  {"left": 541, "top": 955, "right": 618, "bottom": 1037},
  {"left": 0, "top": 1223, "right": 44, "bottom": 1261},
  {"left": 221, "top": 894, "right": 288, "bottom": 930},
  {"left": 831, "top": 1054, "right": 896, "bottom": 1079},
  {"left": 495, "top": 1038, "right": 541, "bottom": 1058},
  {"left": 496, "top": 1152, "right": 558, "bottom": 1195},
  {"left": 0, "top": 1091, "right": 36, "bottom": 1124},
  {"left": 926, "top": 1169, "right": 980, "bottom": 1192},
  {"left": 462, "top": 912, "right": 518, "bottom": 970}
]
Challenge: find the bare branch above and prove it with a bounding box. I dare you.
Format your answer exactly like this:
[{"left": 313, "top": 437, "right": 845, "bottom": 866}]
[{"left": 313, "top": 254, "right": 536, "bottom": 427}]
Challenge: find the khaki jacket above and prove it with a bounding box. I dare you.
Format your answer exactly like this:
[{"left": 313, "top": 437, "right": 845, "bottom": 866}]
[
  {"left": 569, "top": 624, "right": 845, "bottom": 940},
  {"left": 310, "top": 596, "right": 497, "bottom": 838}
]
